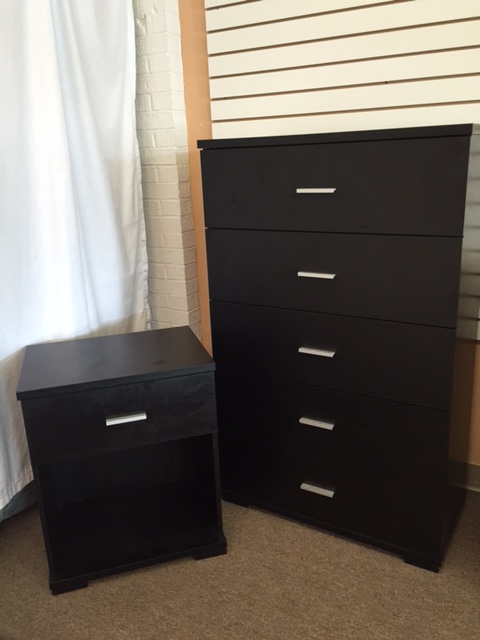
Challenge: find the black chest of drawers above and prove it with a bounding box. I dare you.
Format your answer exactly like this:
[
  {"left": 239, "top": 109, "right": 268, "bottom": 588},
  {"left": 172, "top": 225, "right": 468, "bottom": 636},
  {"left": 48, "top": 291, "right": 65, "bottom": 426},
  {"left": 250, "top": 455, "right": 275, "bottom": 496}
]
[
  {"left": 16, "top": 327, "right": 226, "bottom": 594},
  {"left": 199, "top": 124, "right": 479, "bottom": 571}
]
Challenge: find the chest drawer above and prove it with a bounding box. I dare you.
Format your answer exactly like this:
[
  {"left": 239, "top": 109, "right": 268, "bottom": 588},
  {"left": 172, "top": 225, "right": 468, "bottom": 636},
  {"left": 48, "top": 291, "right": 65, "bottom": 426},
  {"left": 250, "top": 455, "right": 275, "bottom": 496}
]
[
  {"left": 201, "top": 136, "right": 470, "bottom": 235},
  {"left": 215, "top": 372, "right": 449, "bottom": 486},
  {"left": 207, "top": 230, "right": 462, "bottom": 327},
  {"left": 211, "top": 302, "right": 455, "bottom": 410},
  {"left": 21, "top": 373, "right": 217, "bottom": 464},
  {"left": 220, "top": 434, "right": 444, "bottom": 562}
]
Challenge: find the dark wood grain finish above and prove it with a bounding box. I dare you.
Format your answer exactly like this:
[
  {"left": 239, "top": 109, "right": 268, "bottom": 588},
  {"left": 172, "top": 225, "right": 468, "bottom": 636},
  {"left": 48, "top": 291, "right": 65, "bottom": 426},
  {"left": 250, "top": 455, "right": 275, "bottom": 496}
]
[
  {"left": 17, "top": 327, "right": 226, "bottom": 593},
  {"left": 211, "top": 301, "right": 456, "bottom": 410},
  {"left": 215, "top": 371, "right": 449, "bottom": 486},
  {"left": 40, "top": 436, "right": 222, "bottom": 582},
  {"left": 200, "top": 125, "right": 477, "bottom": 571},
  {"left": 207, "top": 230, "right": 463, "bottom": 327},
  {"left": 22, "top": 373, "right": 217, "bottom": 464},
  {"left": 201, "top": 136, "right": 470, "bottom": 235},
  {"left": 220, "top": 434, "right": 445, "bottom": 568},
  {"left": 17, "top": 326, "right": 214, "bottom": 400}
]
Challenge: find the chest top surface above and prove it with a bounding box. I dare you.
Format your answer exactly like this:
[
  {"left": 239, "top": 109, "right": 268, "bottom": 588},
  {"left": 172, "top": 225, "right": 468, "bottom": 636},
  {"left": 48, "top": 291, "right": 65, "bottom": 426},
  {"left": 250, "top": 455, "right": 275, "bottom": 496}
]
[
  {"left": 198, "top": 123, "right": 477, "bottom": 150},
  {"left": 16, "top": 326, "right": 214, "bottom": 400}
]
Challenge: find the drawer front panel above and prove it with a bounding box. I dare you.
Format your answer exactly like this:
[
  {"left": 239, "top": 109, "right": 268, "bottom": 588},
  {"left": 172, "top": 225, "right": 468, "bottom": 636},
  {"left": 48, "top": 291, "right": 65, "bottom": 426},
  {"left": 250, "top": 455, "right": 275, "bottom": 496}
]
[
  {"left": 211, "top": 302, "right": 455, "bottom": 410},
  {"left": 220, "top": 435, "right": 443, "bottom": 560},
  {"left": 207, "top": 230, "right": 462, "bottom": 327},
  {"left": 215, "top": 372, "right": 449, "bottom": 486},
  {"left": 22, "top": 373, "right": 217, "bottom": 463},
  {"left": 201, "top": 136, "right": 469, "bottom": 235}
]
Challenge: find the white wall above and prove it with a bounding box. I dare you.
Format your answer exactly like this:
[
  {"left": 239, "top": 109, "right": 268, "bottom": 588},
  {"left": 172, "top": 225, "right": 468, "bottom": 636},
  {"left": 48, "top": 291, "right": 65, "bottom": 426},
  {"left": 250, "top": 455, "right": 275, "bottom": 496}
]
[
  {"left": 133, "top": 0, "right": 200, "bottom": 336},
  {"left": 205, "top": 0, "right": 480, "bottom": 138}
]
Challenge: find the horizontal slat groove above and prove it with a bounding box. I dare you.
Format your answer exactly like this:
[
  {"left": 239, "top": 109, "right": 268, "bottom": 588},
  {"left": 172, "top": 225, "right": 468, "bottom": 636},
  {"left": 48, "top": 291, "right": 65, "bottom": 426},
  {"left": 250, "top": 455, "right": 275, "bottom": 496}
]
[
  {"left": 208, "top": 17, "right": 480, "bottom": 57},
  {"left": 204, "top": 0, "right": 404, "bottom": 14},
  {"left": 208, "top": 20, "right": 480, "bottom": 76},
  {"left": 211, "top": 77, "right": 480, "bottom": 121},
  {"left": 210, "top": 44, "right": 480, "bottom": 81},
  {"left": 207, "top": 0, "right": 409, "bottom": 34},
  {"left": 211, "top": 104, "right": 480, "bottom": 138},
  {"left": 211, "top": 70, "right": 480, "bottom": 103},
  {"left": 212, "top": 99, "right": 480, "bottom": 123},
  {"left": 206, "top": 0, "right": 408, "bottom": 28},
  {"left": 206, "top": 0, "right": 260, "bottom": 9}
]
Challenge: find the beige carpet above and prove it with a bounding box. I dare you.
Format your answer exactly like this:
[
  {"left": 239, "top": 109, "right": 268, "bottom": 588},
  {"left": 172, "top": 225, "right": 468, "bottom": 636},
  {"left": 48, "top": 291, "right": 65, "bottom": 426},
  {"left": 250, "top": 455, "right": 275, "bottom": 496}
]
[{"left": 1, "top": 492, "right": 479, "bottom": 640}]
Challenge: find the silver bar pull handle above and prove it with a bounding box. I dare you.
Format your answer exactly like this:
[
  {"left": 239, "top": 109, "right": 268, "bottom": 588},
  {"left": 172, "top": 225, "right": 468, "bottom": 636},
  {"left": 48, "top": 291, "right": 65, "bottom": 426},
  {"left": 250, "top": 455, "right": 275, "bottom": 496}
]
[
  {"left": 299, "top": 416, "right": 335, "bottom": 431},
  {"left": 298, "top": 271, "right": 336, "bottom": 280},
  {"left": 300, "top": 482, "right": 335, "bottom": 499},
  {"left": 105, "top": 412, "right": 147, "bottom": 427},
  {"left": 296, "top": 188, "right": 336, "bottom": 194},
  {"left": 298, "top": 346, "right": 335, "bottom": 358}
]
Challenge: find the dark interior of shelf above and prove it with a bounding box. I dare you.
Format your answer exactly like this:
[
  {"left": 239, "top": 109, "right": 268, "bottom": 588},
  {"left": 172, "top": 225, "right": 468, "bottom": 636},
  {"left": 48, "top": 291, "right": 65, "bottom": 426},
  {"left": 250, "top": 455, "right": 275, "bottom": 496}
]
[{"left": 38, "top": 435, "right": 220, "bottom": 580}]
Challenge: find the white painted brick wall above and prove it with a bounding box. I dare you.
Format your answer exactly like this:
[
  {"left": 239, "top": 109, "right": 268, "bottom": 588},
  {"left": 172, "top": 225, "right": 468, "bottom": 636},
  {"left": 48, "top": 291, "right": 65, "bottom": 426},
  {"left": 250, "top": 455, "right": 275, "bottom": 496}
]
[{"left": 132, "top": 0, "right": 201, "bottom": 337}]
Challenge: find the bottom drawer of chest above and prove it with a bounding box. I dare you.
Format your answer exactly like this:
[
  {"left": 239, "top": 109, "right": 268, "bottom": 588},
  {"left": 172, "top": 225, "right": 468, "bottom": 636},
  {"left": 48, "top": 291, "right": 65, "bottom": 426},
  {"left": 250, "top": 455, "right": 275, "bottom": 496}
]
[{"left": 220, "top": 434, "right": 445, "bottom": 562}]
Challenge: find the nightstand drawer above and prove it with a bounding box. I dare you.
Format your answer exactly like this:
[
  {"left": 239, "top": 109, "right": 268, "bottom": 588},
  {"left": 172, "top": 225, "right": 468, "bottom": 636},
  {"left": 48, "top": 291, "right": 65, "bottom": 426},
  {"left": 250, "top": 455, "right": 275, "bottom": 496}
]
[
  {"left": 201, "top": 136, "right": 469, "bottom": 235},
  {"left": 211, "top": 302, "right": 455, "bottom": 410},
  {"left": 215, "top": 372, "right": 449, "bottom": 486},
  {"left": 220, "top": 434, "right": 444, "bottom": 561},
  {"left": 22, "top": 373, "right": 217, "bottom": 463},
  {"left": 207, "top": 230, "right": 462, "bottom": 327}
]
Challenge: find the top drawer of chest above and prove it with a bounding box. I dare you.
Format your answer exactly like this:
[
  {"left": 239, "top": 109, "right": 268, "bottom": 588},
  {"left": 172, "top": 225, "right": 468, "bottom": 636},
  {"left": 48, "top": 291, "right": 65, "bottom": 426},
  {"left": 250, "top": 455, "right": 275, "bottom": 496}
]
[{"left": 200, "top": 135, "right": 470, "bottom": 235}]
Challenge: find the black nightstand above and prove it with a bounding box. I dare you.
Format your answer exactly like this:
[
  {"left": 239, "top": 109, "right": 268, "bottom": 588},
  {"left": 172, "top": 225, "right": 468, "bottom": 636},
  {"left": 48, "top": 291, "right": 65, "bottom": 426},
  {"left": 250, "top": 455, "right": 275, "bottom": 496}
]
[{"left": 16, "top": 326, "right": 226, "bottom": 594}]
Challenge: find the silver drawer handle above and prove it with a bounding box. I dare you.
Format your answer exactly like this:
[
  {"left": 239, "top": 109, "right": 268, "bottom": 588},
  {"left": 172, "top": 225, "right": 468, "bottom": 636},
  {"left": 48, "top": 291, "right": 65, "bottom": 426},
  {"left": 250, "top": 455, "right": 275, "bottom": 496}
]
[
  {"left": 296, "top": 188, "right": 336, "bottom": 194},
  {"left": 300, "top": 482, "right": 335, "bottom": 499},
  {"left": 105, "top": 412, "right": 147, "bottom": 427},
  {"left": 298, "top": 271, "right": 336, "bottom": 280},
  {"left": 299, "top": 416, "right": 335, "bottom": 431},
  {"left": 298, "top": 346, "right": 335, "bottom": 358}
]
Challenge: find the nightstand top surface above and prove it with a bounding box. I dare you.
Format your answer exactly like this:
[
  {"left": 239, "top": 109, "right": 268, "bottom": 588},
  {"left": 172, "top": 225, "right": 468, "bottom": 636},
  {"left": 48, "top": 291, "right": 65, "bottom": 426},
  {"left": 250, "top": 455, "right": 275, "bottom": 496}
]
[{"left": 16, "top": 326, "right": 214, "bottom": 400}]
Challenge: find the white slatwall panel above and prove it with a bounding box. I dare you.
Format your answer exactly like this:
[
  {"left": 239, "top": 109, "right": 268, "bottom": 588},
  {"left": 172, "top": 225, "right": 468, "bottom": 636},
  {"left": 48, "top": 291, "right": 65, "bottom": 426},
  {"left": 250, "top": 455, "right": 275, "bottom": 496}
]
[
  {"left": 460, "top": 136, "right": 480, "bottom": 338},
  {"left": 210, "top": 49, "right": 480, "bottom": 99},
  {"left": 205, "top": 0, "right": 403, "bottom": 30},
  {"left": 211, "top": 77, "right": 480, "bottom": 120},
  {"left": 204, "top": 0, "right": 480, "bottom": 337},
  {"left": 208, "top": 104, "right": 480, "bottom": 137},
  {"left": 205, "top": 0, "right": 480, "bottom": 137},
  {"left": 208, "top": 21, "right": 480, "bottom": 76},
  {"left": 207, "top": 1, "right": 480, "bottom": 54},
  {"left": 205, "top": 0, "right": 252, "bottom": 8}
]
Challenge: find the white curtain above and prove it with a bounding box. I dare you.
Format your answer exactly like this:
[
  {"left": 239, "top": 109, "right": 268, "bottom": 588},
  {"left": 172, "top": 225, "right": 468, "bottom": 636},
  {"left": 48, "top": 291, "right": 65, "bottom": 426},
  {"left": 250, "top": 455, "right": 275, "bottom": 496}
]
[{"left": 0, "top": 0, "right": 150, "bottom": 514}]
